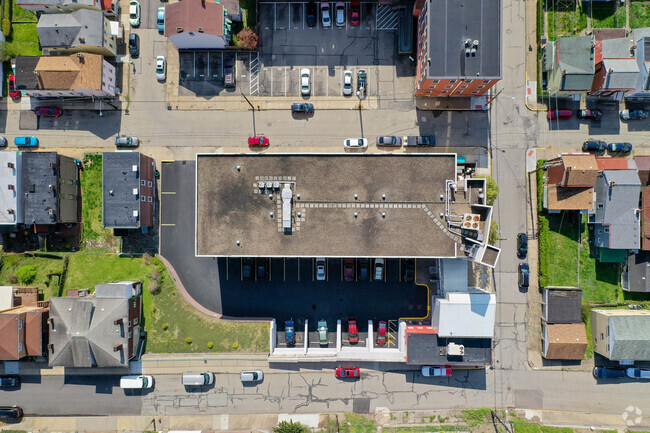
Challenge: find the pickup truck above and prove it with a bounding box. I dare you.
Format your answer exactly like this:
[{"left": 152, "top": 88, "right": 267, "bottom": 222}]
[{"left": 405, "top": 135, "right": 436, "bottom": 147}]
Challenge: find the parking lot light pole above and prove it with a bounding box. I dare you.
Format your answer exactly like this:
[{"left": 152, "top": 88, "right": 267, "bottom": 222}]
[{"left": 241, "top": 93, "right": 256, "bottom": 136}]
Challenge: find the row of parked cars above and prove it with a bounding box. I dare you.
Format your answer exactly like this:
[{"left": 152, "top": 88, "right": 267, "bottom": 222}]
[
  {"left": 284, "top": 318, "right": 388, "bottom": 346},
  {"left": 120, "top": 370, "right": 264, "bottom": 390},
  {"left": 299, "top": 69, "right": 366, "bottom": 97},
  {"left": 582, "top": 140, "right": 633, "bottom": 153},
  {"left": 593, "top": 367, "right": 650, "bottom": 379},
  {"left": 312, "top": 1, "right": 361, "bottom": 27},
  {"left": 547, "top": 108, "right": 649, "bottom": 121},
  {"left": 335, "top": 365, "right": 452, "bottom": 379}
]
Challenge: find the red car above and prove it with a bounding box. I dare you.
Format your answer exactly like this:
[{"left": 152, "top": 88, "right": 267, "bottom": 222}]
[
  {"left": 547, "top": 109, "right": 572, "bottom": 120},
  {"left": 8, "top": 74, "right": 19, "bottom": 99},
  {"left": 350, "top": 1, "right": 360, "bottom": 26},
  {"left": 34, "top": 107, "right": 62, "bottom": 117},
  {"left": 376, "top": 321, "right": 387, "bottom": 345},
  {"left": 347, "top": 317, "right": 359, "bottom": 344},
  {"left": 335, "top": 367, "right": 360, "bottom": 378},
  {"left": 248, "top": 136, "right": 269, "bottom": 147},
  {"left": 344, "top": 258, "right": 355, "bottom": 282}
]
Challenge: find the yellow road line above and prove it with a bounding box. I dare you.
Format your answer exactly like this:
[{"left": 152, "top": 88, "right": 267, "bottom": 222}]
[
  {"left": 162, "top": 191, "right": 176, "bottom": 195},
  {"left": 161, "top": 223, "right": 176, "bottom": 227}
]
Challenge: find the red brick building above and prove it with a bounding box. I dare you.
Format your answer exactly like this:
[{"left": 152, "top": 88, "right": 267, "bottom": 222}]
[{"left": 414, "top": 0, "right": 501, "bottom": 98}]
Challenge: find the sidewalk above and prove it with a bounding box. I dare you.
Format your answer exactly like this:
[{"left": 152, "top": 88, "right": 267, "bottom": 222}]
[{"left": 524, "top": 0, "right": 547, "bottom": 111}]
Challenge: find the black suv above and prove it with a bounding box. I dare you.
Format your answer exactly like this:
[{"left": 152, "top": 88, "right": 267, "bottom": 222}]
[
  {"left": 518, "top": 263, "right": 530, "bottom": 289},
  {"left": 128, "top": 33, "right": 139, "bottom": 58},
  {"left": 0, "top": 406, "right": 22, "bottom": 419},
  {"left": 517, "top": 233, "right": 528, "bottom": 259},
  {"left": 582, "top": 140, "right": 606, "bottom": 152}
]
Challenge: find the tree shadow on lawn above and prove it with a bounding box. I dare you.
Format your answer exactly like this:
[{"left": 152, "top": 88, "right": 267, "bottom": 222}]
[{"left": 546, "top": 211, "right": 584, "bottom": 241}]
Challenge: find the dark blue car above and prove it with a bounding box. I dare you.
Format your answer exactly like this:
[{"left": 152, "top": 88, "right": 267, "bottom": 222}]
[
  {"left": 593, "top": 367, "right": 626, "bottom": 379},
  {"left": 285, "top": 320, "right": 295, "bottom": 346}
]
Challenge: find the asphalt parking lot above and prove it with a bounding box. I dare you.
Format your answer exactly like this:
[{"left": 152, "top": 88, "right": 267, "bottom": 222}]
[{"left": 178, "top": 51, "right": 256, "bottom": 97}]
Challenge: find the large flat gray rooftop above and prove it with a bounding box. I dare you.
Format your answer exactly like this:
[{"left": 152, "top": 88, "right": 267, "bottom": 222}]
[
  {"left": 427, "top": 0, "right": 501, "bottom": 78},
  {"left": 196, "top": 154, "right": 459, "bottom": 258}
]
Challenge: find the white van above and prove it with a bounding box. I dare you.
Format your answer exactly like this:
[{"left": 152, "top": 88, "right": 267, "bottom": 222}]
[
  {"left": 374, "top": 258, "right": 385, "bottom": 281},
  {"left": 240, "top": 370, "right": 264, "bottom": 383},
  {"left": 120, "top": 375, "right": 154, "bottom": 389},
  {"left": 182, "top": 372, "right": 214, "bottom": 386}
]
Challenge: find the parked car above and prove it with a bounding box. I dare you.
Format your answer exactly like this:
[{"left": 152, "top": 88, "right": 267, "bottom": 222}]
[
  {"left": 0, "top": 137, "right": 7, "bottom": 148},
  {"left": 344, "top": 258, "right": 355, "bottom": 282},
  {"left": 626, "top": 368, "right": 650, "bottom": 379},
  {"left": 350, "top": 0, "right": 360, "bottom": 25},
  {"left": 224, "top": 59, "right": 235, "bottom": 88},
  {"left": 318, "top": 320, "right": 328, "bottom": 345},
  {"left": 120, "top": 375, "right": 154, "bottom": 389},
  {"left": 115, "top": 136, "right": 138, "bottom": 147},
  {"left": 376, "top": 321, "right": 387, "bottom": 345},
  {"left": 0, "top": 375, "right": 20, "bottom": 388},
  {"left": 517, "top": 232, "right": 528, "bottom": 259},
  {"left": 156, "top": 7, "right": 165, "bottom": 32},
  {"left": 34, "top": 107, "right": 62, "bottom": 117},
  {"left": 582, "top": 140, "right": 606, "bottom": 152},
  {"left": 155, "top": 56, "right": 166, "bottom": 81},
  {"left": 593, "top": 367, "right": 626, "bottom": 379},
  {"left": 306, "top": 1, "right": 317, "bottom": 26},
  {"left": 8, "top": 74, "right": 19, "bottom": 99},
  {"left": 14, "top": 136, "right": 38, "bottom": 147},
  {"left": 335, "top": 1, "right": 345, "bottom": 26},
  {"left": 0, "top": 406, "right": 22, "bottom": 419},
  {"left": 291, "top": 103, "right": 314, "bottom": 114},
  {"left": 240, "top": 370, "right": 264, "bottom": 383},
  {"left": 320, "top": 1, "right": 331, "bottom": 27},
  {"left": 256, "top": 258, "right": 268, "bottom": 280},
  {"left": 421, "top": 366, "right": 452, "bottom": 377},
  {"left": 374, "top": 258, "right": 384, "bottom": 281},
  {"left": 518, "top": 262, "right": 529, "bottom": 288},
  {"left": 547, "top": 109, "right": 572, "bottom": 120},
  {"left": 335, "top": 367, "right": 360, "bottom": 378},
  {"left": 344, "top": 138, "right": 368, "bottom": 148},
  {"left": 377, "top": 136, "right": 402, "bottom": 147},
  {"left": 343, "top": 70, "right": 353, "bottom": 96},
  {"left": 357, "top": 70, "right": 366, "bottom": 98},
  {"left": 577, "top": 109, "right": 602, "bottom": 120},
  {"left": 608, "top": 142, "right": 633, "bottom": 153},
  {"left": 406, "top": 135, "right": 436, "bottom": 146},
  {"left": 129, "top": 0, "right": 140, "bottom": 26},
  {"left": 403, "top": 259, "right": 414, "bottom": 283},
  {"left": 358, "top": 258, "right": 369, "bottom": 280},
  {"left": 285, "top": 320, "right": 295, "bottom": 346},
  {"left": 316, "top": 257, "right": 326, "bottom": 281},
  {"left": 620, "top": 109, "right": 649, "bottom": 120},
  {"left": 248, "top": 136, "right": 269, "bottom": 147},
  {"left": 242, "top": 258, "right": 254, "bottom": 280},
  {"left": 128, "top": 33, "right": 139, "bottom": 58},
  {"left": 300, "top": 68, "right": 311, "bottom": 95},
  {"left": 347, "top": 317, "right": 359, "bottom": 344}
]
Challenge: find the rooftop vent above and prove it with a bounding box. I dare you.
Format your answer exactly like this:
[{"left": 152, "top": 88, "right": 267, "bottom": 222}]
[
  {"left": 7, "top": 209, "right": 14, "bottom": 214},
  {"left": 76, "top": 53, "right": 84, "bottom": 59},
  {"left": 133, "top": 210, "right": 139, "bottom": 217},
  {"left": 133, "top": 188, "right": 138, "bottom": 195},
  {"left": 109, "top": 189, "right": 114, "bottom": 196},
  {"left": 176, "top": 26, "right": 183, "bottom": 33},
  {"left": 48, "top": 209, "right": 54, "bottom": 215},
  {"left": 198, "top": 27, "right": 204, "bottom": 32},
  {"left": 132, "top": 165, "right": 138, "bottom": 172},
  {"left": 6, "top": 162, "right": 14, "bottom": 169},
  {"left": 7, "top": 184, "right": 14, "bottom": 190}
]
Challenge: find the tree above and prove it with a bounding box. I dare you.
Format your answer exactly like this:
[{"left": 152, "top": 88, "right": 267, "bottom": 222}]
[
  {"left": 237, "top": 28, "right": 259, "bottom": 50},
  {"left": 273, "top": 420, "right": 310, "bottom": 433},
  {"left": 488, "top": 220, "right": 499, "bottom": 246},
  {"left": 16, "top": 265, "right": 37, "bottom": 284},
  {"left": 475, "top": 175, "right": 499, "bottom": 206}
]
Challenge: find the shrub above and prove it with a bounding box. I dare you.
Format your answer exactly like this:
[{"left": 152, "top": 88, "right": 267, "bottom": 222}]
[
  {"left": 2, "top": 18, "right": 10, "bottom": 38},
  {"left": 148, "top": 269, "right": 161, "bottom": 294},
  {"left": 537, "top": 160, "right": 546, "bottom": 213},
  {"left": 16, "top": 265, "right": 37, "bottom": 284},
  {"left": 232, "top": 342, "right": 239, "bottom": 349},
  {"left": 273, "top": 420, "right": 310, "bottom": 433},
  {"left": 143, "top": 252, "right": 152, "bottom": 265},
  {"left": 207, "top": 342, "right": 214, "bottom": 349},
  {"left": 185, "top": 337, "right": 192, "bottom": 344},
  {"left": 162, "top": 323, "right": 169, "bottom": 330},
  {"left": 488, "top": 220, "right": 499, "bottom": 246},
  {"left": 538, "top": 215, "right": 550, "bottom": 288},
  {"left": 237, "top": 28, "right": 258, "bottom": 50},
  {"left": 8, "top": 274, "right": 17, "bottom": 284}
]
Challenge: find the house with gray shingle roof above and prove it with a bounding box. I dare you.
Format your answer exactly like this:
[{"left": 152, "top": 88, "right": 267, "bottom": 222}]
[
  {"left": 590, "top": 169, "right": 641, "bottom": 259},
  {"left": 591, "top": 38, "right": 639, "bottom": 99},
  {"left": 37, "top": 9, "right": 117, "bottom": 57},
  {"left": 543, "top": 36, "right": 596, "bottom": 95},
  {"left": 591, "top": 309, "right": 650, "bottom": 361}
]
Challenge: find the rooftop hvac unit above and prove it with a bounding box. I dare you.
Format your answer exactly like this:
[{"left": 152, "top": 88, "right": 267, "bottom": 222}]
[
  {"left": 273, "top": 181, "right": 280, "bottom": 190},
  {"left": 133, "top": 188, "right": 138, "bottom": 195},
  {"left": 258, "top": 182, "right": 265, "bottom": 189},
  {"left": 7, "top": 209, "right": 14, "bottom": 215},
  {"left": 461, "top": 213, "right": 481, "bottom": 230},
  {"left": 7, "top": 184, "right": 14, "bottom": 190},
  {"left": 48, "top": 209, "right": 54, "bottom": 215},
  {"left": 447, "top": 342, "right": 465, "bottom": 356},
  {"left": 132, "top": 165, "right": 138, "bottom": 172},
  {"left": 6, "top": 162, "right": 14, "bottom": 168}
]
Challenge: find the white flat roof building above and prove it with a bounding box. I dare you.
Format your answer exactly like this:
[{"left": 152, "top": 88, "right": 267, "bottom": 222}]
[
  {"left": 0, "top": 152, "right": 21, "bottom": 227},
  {"left": 432, "top": 292, "right": 496, "bottom": 338}
]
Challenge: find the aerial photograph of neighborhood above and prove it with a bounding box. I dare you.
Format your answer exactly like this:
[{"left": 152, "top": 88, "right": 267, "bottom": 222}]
[{"left": 0, "top": 0, "right": 650, "bottom": 430}]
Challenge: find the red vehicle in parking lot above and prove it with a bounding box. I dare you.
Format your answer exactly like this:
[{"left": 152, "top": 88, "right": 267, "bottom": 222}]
[
  {"left": 344, "top": 258, "right": 355, "bottom": 282},
  {"left": 347, "top": 317, "right": 359, "bottom": 344},
  {"left": 376, "top": 321, "right": 387, "bottom": 345},
  {"left": 34, "top": 107, "right": 62, "bottom": 117},
  {"left": 335, "top": 367, "right": 360, "bottom": 378},
  {"left": 248, "top": 136, "right": 269, "bottom": 147},
  {"left": 8, "top": 74, "right": 19, "bottom": 99},
  {"left": 547, "top": 109, "right": 573, "bottom": 120},
  {"left": 350, "top": 1, "right": 360, "bottom": 26}
]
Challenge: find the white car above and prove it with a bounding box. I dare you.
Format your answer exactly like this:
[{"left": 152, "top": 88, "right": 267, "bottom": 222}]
[
  {"left": 155, "top": 56, "right": 166, "bottom": 81},
  {"left": 335, "top": 1, "right": 345, "bottom": 26},
  {"left": 316, "top": 258, "right": 326, "bottom": 281},
  {"left": 626, "top": 368, "right": 650, "bottom": 379},
  {"left": 421, "top": 366, "right": 452, "bottom": 377},
  {"left": 240, "top": 370, "right": 264, "bottom": 383},
  {"left": 321, "top": 1, "right": 331, "bottom": 27},
  {"left": 129, "top": 0, "right": 140, "bottom": 27},
  {"left": 343, "top": 70, "right": 352, "bottom": 96},
  {"left": 300, "top": 68, "right": 311, "bottom": 95},
  {"left": 344, "top": 138, "right": 368, "bottom": 148}
]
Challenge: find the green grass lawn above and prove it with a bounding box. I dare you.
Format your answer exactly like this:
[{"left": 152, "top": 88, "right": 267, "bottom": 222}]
[
  {"left": 547, "top": 4, "right": 587, "bottom": 41},
  {"left": 513, "top": 423, "right": 542, "bottom": 433},
  {"left": 5, "top": 23, "right": 41, "bottom": 57},
  {"left": 0, "top": 254, "right": 65, "bottom": 299},
  {"left": 65, "top": 252, "right": 150, "bottom": 293},
  {"left": 80, "top": 154, "right": 117, "bottom": 248},
  {"left": 143, "top": 258, "right": 268, "bottom": 353},
  {"left": 630, "top": 2, "right": 650, "bottom": 28},
  {"left": 12, "top": 0, "right": 37, "bottom": 22},
  {"left": 586, "top": 2, "right": 626, "bottom": 28}
]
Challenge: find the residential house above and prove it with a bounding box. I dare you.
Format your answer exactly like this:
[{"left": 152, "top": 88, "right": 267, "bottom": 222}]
[
  {"left": 38, "top": 9, "right": 117, "bottom": 57},
  {"left": 635, "top": 155, "right": 650, "bottom": 185},
  {"left": 542, "top": 287, "right": 582, "bottom": 324},
  {"left": 102, "top": 152, "right": 155, "bottom": 230},
  {"left": 542, "top": 324, "right": 588, "bottom": 360},
  {"left": 544, "top": 154, "right": 597, "bottom": 212},
  {"left": 0, "top": 286, "right": 49, "bottom": 361},
  {"left": 48, "top": 282, "right": 142, "bottom": 368},
  {"left": 21, "top": 152, "right": 80, "bottom": 231},
  {"left": 543, "top": 36, "right": 595, "bottom": 95},
  {"left": 15, "top": 53, "right": 116, "bottom": 99},
  {"left": 0, "top": 151, "right": 22, "bottom": 232},
  {"left": 591, "top": 309, "right": 650, "bottom": 361},
  {"left": 164, "top": 0, "right": 232, "bottom": 50},
  {"left": 590, "top": 169, "right": 641, "bottom": 261},
  {"left": 413, "top": 0, "right": 501, "bottom": 98},
  {"left": 626, "top": 29, "right": 650, "bottom": 101},
  {"left": 17, "top": 0, "right": 117, "bottom": 16},
  {"left": 624, "top": 251, "right": 650, "bottom": 292},
  {"left": 590, "top": 38, "right": 639, "bottom": 100},
  {"left": 596, "top": 156, "right": 636, "bottom": 171}
]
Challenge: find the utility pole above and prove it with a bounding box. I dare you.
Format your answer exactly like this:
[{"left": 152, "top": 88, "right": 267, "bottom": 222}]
[{"left": 241, "top": 93, "right": 256, "bottom": 136}]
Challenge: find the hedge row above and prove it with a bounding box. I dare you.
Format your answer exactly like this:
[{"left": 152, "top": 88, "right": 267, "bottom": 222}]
[
  {"left": 538, "top": 215, "right": 550, "bottom": 288},
  {"left": 536, "top": 160, "right": 545, "bottom": 213},
  {"left": 58, "top": 255, "right": 69, "bottom": 296},
  {"left": 2, "top": 0, "right": 11, "bottom": 37}
]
